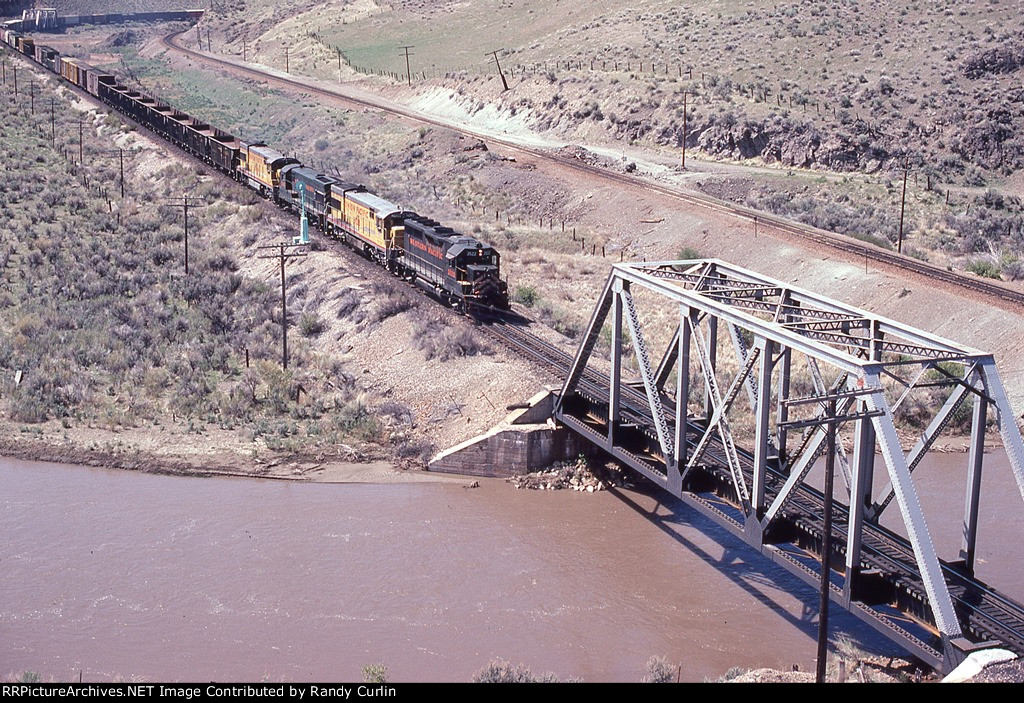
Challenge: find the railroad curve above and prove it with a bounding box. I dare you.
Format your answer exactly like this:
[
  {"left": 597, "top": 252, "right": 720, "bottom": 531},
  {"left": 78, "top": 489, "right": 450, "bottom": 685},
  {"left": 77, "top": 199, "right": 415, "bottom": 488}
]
[{"left": 159, "top": 31, "right": 1024, "bottom": 312}]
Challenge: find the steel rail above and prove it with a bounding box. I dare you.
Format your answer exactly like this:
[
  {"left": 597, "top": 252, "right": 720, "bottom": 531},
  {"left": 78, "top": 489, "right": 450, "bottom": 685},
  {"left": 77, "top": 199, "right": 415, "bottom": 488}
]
[{"left": 159, "top": 31, "right": 1024, "bottom": 311}]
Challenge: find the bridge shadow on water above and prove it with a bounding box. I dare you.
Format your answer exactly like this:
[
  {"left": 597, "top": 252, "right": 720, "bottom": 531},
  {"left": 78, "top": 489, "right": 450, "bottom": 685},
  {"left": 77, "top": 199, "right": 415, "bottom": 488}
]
[{"left": 606, "top": 481, "right": 905, "bottom": 660}]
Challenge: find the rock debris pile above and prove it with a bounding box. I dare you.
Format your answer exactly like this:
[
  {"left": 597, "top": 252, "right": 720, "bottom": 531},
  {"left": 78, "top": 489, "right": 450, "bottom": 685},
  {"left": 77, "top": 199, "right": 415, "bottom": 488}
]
[{"left": 509, "top": 457, "right": 631, "bottom": 492}]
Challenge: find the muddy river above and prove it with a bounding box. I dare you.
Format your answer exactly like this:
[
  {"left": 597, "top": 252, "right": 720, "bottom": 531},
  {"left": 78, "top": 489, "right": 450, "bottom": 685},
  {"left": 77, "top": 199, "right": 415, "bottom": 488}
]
[{"left": 1, "top": 452, "right": 1021, "bottom": 682}]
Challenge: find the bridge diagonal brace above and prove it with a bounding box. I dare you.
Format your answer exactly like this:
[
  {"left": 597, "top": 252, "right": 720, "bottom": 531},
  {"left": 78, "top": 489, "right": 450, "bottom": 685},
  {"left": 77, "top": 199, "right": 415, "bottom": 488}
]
[
  {"left": 863, "top": 376, "right": 965, "bottom": 660},
  {"left": 653, "top": 324, "right": 681, "bottom": 392},
  {"left": 556, "top": 274, "right": 616, "bottom": 415},
  {"left": 870, "top": 380, "right": 973, "bottom": 520},
  {"left": 807, "top": 356, "right": 853, "bottom": 494},
  {"left": 761, "top": 395, "right": 855, "bottom": 530},
  {"left": 683, "top": 317, "right": 753, "bottom": 510},
  {"left": 727, "top": 322, "right": 759, "bottom": 411},
  {"left": 620, "top": 287, "right": 675, "bottom": 462}
]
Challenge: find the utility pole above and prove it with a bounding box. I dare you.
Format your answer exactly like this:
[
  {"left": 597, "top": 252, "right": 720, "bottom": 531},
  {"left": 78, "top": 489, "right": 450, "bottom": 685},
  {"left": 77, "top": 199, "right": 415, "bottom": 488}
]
[
  {"left": 285, "top": 45, "right": 289, "bottom": 73},
  {"left": 207, "top": 29, "right": 212, "bottom": 53},
  {"left": 257, "top": 242, "right": 309, "bottom": 369},
  {"left": 118, "top": 148, "right": 124, "bottom": 198},
  {"left": 50, "top": 97, "right": 55, "bottom": 146},
  {"left": 78, "top": 114, "right": 83, "bottom": 163},
  {"left": 898, "top": 155, "right": 909, "bottom": 254},
  {"left": 13, "top": 65, "right": 17, "bottom": 96},
  {"left": 337, "top": 47, "right": 343, "bottom": 80},
  {"left": 680, "top": 90, "right": 690, "bottom": 169},
  {"left": 488, "top": 49, "right": 509, "bottom": 91},
  {"left": 399, "top": 45, "right": 414, "bottom": 86},
  {"left": 780, "top": 388, "right": 882, "bottom": 684},
  {"left": 163, "top": 197, "right": 206, "bottom": 275},
  {"left": 29, "top": 80, "right": 34, "bottom": 114},
  {"left": 242, "top": 40, "right": 246, "bottom": 62}
]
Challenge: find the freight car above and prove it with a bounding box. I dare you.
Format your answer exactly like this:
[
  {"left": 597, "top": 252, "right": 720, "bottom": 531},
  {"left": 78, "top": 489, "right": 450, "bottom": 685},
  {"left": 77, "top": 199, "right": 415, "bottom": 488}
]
[{"left": 2, "top": 29, "right": 510, "bottom": 312}]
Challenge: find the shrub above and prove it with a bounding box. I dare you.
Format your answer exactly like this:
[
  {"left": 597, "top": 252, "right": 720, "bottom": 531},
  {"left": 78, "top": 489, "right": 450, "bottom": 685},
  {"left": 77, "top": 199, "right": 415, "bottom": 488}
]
[
  {"left": 642, "top": 655, "right": 676, "bottom": 683},
  {"left": 413, "top": 317, "right": 489, "bottom": 361},
  {"left": 362, "top": 664, "right": 388, "bottom": 684},
  {"left": 299, "top": 312, "right": 327, "bottom": 337},
  {"left": 966, "top": 258, "right": 1001, "bottom": 279},
  {"left": 513, "top": 284, "right": 539, "bottom": 307},
  {"left": 472, "top": 660, "right": 561, "bottom": 683}
]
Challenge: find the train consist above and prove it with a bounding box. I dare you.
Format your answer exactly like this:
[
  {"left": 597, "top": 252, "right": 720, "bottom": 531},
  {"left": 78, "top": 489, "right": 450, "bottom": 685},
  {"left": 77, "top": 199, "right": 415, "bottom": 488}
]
[
  {"left": 1, "top": 10, "right": 206, "bottom": 34},
  {"left": 0, "top": 25, "right": 509, "bottom": 311}
]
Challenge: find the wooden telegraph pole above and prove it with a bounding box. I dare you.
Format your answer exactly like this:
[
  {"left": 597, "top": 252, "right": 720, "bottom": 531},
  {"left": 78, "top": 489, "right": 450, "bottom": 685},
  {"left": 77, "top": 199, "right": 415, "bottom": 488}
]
[
  {"left": 680, "top": 90, "right": 690, "bottom": 169},
  {"left": 488, "top": 50, "right": 509, "bottom": 91},
  {"left": 258, "top": 243, "right": 309, "bottom": 369},
  {"left": 399, "top": 45, "right": 414, "bottom": 86},
  {"left": 163, "top": 197, "right": 206, "bottom": 275},
  {"left": 898, "top": 155, "right": 910, "bottom": 254},
  {"left": 780, "top": 388, "right": 882, "bottom": 683}
]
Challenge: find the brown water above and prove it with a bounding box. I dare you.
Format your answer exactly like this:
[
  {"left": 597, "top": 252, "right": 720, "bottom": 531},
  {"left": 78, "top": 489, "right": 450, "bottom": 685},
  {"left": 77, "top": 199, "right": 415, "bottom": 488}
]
[{"left": 1, "top": 452, "right": 1020, "bottom": 682}]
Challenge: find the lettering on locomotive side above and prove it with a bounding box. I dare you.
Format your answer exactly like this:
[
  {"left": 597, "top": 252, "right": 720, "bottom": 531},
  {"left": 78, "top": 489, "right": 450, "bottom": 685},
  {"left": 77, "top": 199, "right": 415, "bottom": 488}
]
[{"left": 409, "top": 237, "right": 443, "bottom": 259}]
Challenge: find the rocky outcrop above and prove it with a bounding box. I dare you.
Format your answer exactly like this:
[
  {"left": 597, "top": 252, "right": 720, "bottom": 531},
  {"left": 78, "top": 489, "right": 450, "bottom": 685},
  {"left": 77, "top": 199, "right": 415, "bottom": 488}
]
[
  {"left": 963, "top": 43, "right": 1024, "bottom": 79},
  {"left": 691, "top": 117, "right": 892, "bottom": 172}
]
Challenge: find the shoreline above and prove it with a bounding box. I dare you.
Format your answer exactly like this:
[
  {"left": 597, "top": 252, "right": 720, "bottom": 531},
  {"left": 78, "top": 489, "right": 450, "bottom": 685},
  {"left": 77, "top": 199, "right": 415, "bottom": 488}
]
[{"left": 0, "top": 433, "right": 466, "bottom": 485}]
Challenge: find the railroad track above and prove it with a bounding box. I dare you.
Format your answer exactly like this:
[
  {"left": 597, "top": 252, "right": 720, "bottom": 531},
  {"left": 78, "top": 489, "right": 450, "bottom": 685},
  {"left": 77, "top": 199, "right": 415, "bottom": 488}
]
[
  {"left": 478, "top": 312, "right": 1024, "bottom": 662},
  {"left": 161, "top": 31, "right": 1024, "bottom": 312},
  {"left": 23, "top": 29, "right": 1022, "bottom": 664}
]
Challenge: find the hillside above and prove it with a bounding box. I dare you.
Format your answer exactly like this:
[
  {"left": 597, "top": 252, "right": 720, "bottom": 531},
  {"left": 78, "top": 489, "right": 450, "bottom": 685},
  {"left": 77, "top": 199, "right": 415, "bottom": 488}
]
[{"left": 187, "top": 0, "right": 1023, "bottom": 279}]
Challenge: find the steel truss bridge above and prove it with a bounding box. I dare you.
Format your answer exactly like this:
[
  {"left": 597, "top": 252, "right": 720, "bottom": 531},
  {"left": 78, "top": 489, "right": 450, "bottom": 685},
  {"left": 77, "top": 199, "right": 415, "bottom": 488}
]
[{"left": 553, "top": 259, "right": 1024, "bottom": 672}]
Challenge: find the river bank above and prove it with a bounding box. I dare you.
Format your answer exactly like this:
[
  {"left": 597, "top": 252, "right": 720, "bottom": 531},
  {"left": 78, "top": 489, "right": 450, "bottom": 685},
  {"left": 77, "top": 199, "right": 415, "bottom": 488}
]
[{"left": 0, "top": 420, "right": 462, "bottom": 485}]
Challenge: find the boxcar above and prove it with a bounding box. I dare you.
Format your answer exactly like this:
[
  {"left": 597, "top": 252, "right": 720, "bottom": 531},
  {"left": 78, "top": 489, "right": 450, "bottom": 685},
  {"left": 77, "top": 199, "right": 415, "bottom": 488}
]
[
  {"left": 87, "top": 69, "right": 116, "bottom": 99},
  {"left": 59, "top": 57, "right": 83, "bottom": 85}
]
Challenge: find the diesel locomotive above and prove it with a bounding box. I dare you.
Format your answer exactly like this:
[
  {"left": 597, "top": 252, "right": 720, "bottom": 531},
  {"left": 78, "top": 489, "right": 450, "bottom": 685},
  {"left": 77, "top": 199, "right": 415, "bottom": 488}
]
[{"left": 1, "top": 24, "right": 509, "bottom": 311}]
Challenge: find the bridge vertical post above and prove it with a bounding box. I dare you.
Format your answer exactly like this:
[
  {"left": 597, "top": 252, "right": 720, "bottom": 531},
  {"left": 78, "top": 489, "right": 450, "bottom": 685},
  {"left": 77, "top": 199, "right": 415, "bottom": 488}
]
[
  {"left": 845, "top": 394, "right": 876, "bottom": 605},
  {"left": 960, "top": 382, "right": 988, "bottom": 574},
  {"left": 752, "top": 337, "right": 774, "bottom": 518},
  {"left": 979, "top": 357, "right": 1024, "bottom": 504},
  {"left": 670, "top": 306, "right": 691, "bottom": 494},
  {"left": 608, "top": 280, "right": 623, "bottom": 448},
  {"left": 775, "top": 346, "right": 791, "bottom": 466},
  {"left": 703, "top": 315, "right": 718, "bottom": 424}
]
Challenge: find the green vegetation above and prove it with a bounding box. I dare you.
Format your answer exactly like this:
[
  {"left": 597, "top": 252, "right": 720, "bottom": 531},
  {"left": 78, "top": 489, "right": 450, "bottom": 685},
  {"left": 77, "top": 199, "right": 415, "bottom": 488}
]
[
  {"left": 513, "top": 284, "right": 539, "bottom": 307},
  {"left": 0, "top": 71, "right": 399, "bottom": 455}
]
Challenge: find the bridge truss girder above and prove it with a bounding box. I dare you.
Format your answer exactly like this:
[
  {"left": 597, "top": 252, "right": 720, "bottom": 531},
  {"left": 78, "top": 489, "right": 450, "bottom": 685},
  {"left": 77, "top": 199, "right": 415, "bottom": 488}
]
[{"left": 554, "top": 260, "right": 1024, "bottom": 672}]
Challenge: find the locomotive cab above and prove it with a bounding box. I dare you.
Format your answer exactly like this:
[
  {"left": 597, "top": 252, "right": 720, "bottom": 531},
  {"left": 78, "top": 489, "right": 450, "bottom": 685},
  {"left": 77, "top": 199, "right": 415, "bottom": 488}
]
[{"left": 448, "top": 241, "right": 509, "bottom": 309}]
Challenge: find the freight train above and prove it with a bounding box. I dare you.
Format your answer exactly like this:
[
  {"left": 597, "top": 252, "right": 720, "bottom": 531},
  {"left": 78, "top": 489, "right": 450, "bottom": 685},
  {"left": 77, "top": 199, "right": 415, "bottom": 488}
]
[{"left": 0, "top": 24, "right": 510, "bottom": 311}]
